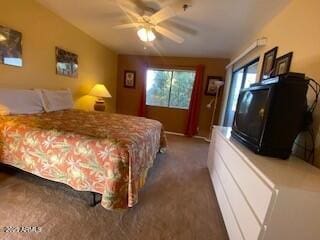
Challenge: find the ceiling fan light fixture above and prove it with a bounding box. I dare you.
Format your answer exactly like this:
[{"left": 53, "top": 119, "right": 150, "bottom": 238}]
[{"left": 137, "top": 28, "right": 156, "bottom": 42}]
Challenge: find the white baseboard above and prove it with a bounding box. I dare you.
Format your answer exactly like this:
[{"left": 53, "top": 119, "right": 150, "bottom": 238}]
[
  {"left": 165, "top": 131, "right": 185, "bottom": 136},
  {"left": 165, "top": 131, "right": 210, "bottom": 142}
]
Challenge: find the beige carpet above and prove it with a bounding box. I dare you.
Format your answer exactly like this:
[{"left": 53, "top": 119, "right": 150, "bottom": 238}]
[{"left": 0, "top": 135, "right": 228, "bottom": 240}]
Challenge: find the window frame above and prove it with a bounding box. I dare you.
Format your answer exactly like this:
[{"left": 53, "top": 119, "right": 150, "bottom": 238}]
[
  {"left": 223, "top": 57, "right": 260, "bottom": 127},
  {"left": 233, "top": 57, "right": 260, "bottom": 89},
  {"left": 146, "top": 68, "right": 196, "bottom": 110}
]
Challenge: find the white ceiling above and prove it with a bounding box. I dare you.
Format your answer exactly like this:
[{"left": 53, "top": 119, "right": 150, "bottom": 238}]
[{"left": 36, "top": 0, "right": 290, "bottom": 58}]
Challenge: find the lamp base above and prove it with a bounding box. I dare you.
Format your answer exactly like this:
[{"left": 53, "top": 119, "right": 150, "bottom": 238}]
[{"left": 94, "top": 100, "right": 105, "bottom": 112}]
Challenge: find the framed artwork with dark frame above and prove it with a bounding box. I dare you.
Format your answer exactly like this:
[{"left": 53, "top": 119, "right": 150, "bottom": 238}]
[
  {"left": 55, "top": 47, "right": 78, "bottom": 78},
  {"left": 124, "top": 70, "right": 136, "bottom": 88},
  {"left": 0, "top": 25, "right": 23, "bottom": 67},
  {"left": 205, "top": 76, "right": 223, "bottom": 96},
  {"left": 260, "top": 47, "right": 278, "bottom": 80},
  {"left": 274, "top": 52, "right": 293, "bottom": 76}
]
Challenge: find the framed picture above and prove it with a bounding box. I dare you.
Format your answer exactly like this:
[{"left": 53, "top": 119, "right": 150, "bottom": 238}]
[
  {"left": 0, "top": 25, "right": 22, "bottom": 67},
  {"left": 205, "top": 76, "right": 223, "bottom": 96},
  {"left": 56, "top": 47, "right": 78, "bottom": 78},
  {"left": 124, "top": 70, "right": 136, "bottom": 88},
  {"left": 260, "top": 47, "right": 278, "bottom": 80},
  {"left": 274, "top": 52, "right": 293, "bottom": 76}
]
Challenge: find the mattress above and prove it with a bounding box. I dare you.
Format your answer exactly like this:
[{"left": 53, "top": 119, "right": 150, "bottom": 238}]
[{"left": 0, "top": 109, "right": 167, "bottom": 210}]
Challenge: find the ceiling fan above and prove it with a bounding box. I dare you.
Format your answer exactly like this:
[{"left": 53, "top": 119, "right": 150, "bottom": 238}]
[{"left": 113, "top": 0, "right": 191, "bottom": 44}]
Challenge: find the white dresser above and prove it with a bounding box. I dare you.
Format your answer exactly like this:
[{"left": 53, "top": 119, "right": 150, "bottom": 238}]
[{"left": 208, "top": 126, "right": 320, "bottom": 240}]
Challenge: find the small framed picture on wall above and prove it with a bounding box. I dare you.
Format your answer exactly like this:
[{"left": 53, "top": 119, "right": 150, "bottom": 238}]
[
  {"left": 274, "top": 52, "right": 293, "bottom": 76},
  {"left": 260, "top": 47, "right": 278, "bottom": 80},
  {"left": 55, "top": 47, "right": 78, "bottom": 78},
  {"left": 205, "top": 76, "right": 224, "bottom": 96},
  {"left": 0, "top": 25, "right": 23, "bottom": 67},
  {"left": 124, "top": 70, "right": 136, "bottom": 88}
]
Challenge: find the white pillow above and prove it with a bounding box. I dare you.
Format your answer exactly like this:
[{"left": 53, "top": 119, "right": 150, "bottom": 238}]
[
  {"left": 37, "top": 89, "right": 74, "bottom": 112},
  {"left": 0, "top": 89, "right": 44, "bottom": 115}
]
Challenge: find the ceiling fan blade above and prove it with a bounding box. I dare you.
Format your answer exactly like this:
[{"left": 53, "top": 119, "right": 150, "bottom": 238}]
[
  {"left": 150, "top": 0, "right": 187, "bottom": 24},
  {"left": 131, "top": 0, "right": 152, "bottom": 12},
  {"left": 113, "top": 23, "right": 140, "bottom": 30},
  {"left": 155, "top": 26, "right": 184, "bottom": 44},
  {"left": 150, "top": 7, "right": 176, "bottom": 24},
  {"left": 117, "top": 1, "right": 142, "bottom": 20}
]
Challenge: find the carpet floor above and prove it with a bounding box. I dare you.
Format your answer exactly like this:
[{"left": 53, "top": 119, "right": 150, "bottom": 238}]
[{"left": 0, "top": 135, "right": 228, "bottom": 240}]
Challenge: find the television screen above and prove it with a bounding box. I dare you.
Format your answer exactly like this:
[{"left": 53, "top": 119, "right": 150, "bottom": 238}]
[{"left": 234, "top": 88, "right": 270, "bottom": 142}]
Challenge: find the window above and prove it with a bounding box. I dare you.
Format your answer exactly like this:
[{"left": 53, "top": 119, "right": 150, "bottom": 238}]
[
  {"left": 223, "top": 58, "right": 259, "bottom": 127},
  {"left": 243, "top": 61, "right": 259, "bottom": 89},
  {"left": 146, "top": 69, "right": 196, "bottom": 109}
]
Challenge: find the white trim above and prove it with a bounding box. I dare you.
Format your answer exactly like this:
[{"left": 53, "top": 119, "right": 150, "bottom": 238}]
[
  {"left": 218, "top": 68, "right": 233, "bottom": 125},
  {"left": 165, "top": 131, "right": 185, "bottom": 136},
  {"left": 165, "top": 131, "right": 209, "bottom": 142},
  {"left": 226, "top": 37, "right": 267, "bottom": 69},
  {"left": 193, "top": 135, "right": 207, "bottom": 141}
]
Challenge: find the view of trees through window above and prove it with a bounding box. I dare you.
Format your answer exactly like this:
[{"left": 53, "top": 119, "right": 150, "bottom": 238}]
[{"left": 146, "top": 69, "right": 196, "bottom": 109}]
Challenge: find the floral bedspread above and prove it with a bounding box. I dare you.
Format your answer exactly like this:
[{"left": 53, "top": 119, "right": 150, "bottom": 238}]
[{"left": 0, "top": 109, "right": 167, "bottom": 210}]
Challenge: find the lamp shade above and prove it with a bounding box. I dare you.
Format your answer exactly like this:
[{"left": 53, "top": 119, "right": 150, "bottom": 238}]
[{"left": 89, "top": 84, "right": 112, "bottom": 98}]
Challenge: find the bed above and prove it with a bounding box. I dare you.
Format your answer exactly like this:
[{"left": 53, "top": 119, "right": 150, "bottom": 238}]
[{"left": 0, "top": 109, "right": 167, "bottom": 210}]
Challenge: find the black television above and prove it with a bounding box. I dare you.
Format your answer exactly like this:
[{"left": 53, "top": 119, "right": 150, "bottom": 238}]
[{"left": 231, "top": 72, "right": 309, "bottom": 159}]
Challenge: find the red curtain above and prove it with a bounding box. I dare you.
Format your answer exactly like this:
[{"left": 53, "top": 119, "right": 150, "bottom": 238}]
[
  {"left": 185, "top": 65, "right": 205, "bottom": 137},
  {"left": 138, "top": 64, "right": 147, "bottom": 117}
]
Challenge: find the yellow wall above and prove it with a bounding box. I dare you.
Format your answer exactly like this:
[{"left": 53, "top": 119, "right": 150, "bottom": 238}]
[
  {"left": 0, "top": 0, "right": 117, "bottom": 112},
  {"left": 220, "top": 0, "right": 320, "bottom": 165}
]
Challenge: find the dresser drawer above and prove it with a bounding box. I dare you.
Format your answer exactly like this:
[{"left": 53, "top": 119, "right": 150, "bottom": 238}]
[
  {"left": 214, "top": 150, "right": 262, "bottom": 240},
  {"left": 212, "top": 169, "right": 244, "bottom": 240},
  {"left": 215, "top": 133, "right": 273, "bottom": 223}
]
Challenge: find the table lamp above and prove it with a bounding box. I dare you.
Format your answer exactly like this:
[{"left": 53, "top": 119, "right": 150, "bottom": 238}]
[{"left": 89, "top": 84, "right": 112, "bottom": 111}]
